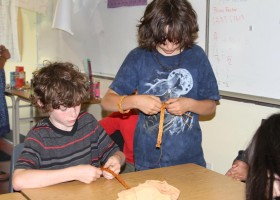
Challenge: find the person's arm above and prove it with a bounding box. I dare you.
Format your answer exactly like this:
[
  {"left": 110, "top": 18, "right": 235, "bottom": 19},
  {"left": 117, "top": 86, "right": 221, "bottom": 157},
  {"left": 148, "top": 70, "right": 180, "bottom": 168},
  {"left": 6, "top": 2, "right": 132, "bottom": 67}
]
[
  {"left": 225, "top": 150, "right": 249, "bottom": 181},
  {"left": 13, "top": 165, "right": 102, "bottom": 191},
  {"left": 165, "top": 97, "right": 217, "bottom": 116},
  {"left": 0, "top": 57, "right": 6, "bottom": 69},
  {"left": 225, "top": 160, "right": 249, "bottom": 181},
  {"left": 234, "top": 150, "right": 247, "bottom": 163},
  {"left": 12, "top": 165, "right": 103, "bottom": 191},
  {"left": 0, "top": 45, "right": 11, "bottom": 69},
  {"left": 101, "top": 89, "right": 162, "bottom": 115}
]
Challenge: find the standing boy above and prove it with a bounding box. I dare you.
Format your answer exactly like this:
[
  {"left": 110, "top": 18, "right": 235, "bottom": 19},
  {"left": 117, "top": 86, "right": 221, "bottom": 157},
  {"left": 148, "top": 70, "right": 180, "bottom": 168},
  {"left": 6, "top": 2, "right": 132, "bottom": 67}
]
[{"left": 101, "top": 0, "right": 220, "bottom": 170}]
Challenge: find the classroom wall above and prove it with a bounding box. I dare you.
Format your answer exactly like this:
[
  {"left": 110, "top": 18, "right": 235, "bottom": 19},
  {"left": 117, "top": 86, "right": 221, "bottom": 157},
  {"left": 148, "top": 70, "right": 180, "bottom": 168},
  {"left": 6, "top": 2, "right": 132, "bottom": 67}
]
[
  {"left": 5, "top": 8, "right": 279, "bottom": 175},
  {"left": 5, "top": 8, "right": 38, "bottom": 82},
  {"left": 5, "top": 9, "right": 38, "bottom": 138}
]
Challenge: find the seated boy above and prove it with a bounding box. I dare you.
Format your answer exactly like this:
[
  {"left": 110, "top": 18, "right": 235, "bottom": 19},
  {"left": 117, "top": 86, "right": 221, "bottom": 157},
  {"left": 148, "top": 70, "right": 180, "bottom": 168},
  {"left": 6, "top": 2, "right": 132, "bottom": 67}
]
[{"left": 12, "top": 62, "right": 125, "bottom": 191}]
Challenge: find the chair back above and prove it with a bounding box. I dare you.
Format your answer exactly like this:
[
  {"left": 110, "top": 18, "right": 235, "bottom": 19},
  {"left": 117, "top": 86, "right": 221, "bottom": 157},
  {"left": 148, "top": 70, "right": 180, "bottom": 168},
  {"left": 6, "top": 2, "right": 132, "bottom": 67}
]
[{"left": 8, "top": 143, "right": 24, "bottom": 193}]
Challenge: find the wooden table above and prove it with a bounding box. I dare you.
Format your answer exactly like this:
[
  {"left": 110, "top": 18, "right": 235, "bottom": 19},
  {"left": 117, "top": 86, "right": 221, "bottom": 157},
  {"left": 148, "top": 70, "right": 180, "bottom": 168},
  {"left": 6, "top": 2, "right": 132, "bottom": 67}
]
[
  {"left": 21, "top": 164, "right": 245, "bottom": 200},
  {"left": 0, "top": 192, "right": 27, "bottom": 200}
]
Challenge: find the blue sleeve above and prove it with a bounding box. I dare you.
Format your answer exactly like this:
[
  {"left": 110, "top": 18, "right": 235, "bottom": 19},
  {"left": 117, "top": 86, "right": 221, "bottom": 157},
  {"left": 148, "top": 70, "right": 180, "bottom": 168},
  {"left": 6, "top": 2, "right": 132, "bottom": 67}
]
[
  {"left": 109, "top": 48, "right": 140, "bottom": 95},
  {"left": 197, "top": 49, "right": 220, "bottom": 101}
]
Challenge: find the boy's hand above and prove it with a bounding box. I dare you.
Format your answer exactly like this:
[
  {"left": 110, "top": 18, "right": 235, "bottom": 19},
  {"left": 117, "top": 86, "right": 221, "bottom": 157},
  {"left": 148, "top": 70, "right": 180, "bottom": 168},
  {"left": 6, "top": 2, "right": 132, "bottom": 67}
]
[
  {"left": 134, "top": 95, "right": 162, "bottom": 115},
  {"left": 165, "top": 98, "right": 189, "bottom": 116},
  {"left": 102, "top": 155, "right": 122, "bottom": 179},
  {"left": 72, "top": 165, "right": 102, "bottom": 183}
]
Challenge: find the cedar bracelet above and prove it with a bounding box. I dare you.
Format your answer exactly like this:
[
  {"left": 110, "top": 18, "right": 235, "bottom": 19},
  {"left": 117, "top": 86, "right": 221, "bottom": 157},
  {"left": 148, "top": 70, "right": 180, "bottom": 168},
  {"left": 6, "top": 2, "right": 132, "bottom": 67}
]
[{"left": 117, "top": 96, "right": 130, "bottom": 114}]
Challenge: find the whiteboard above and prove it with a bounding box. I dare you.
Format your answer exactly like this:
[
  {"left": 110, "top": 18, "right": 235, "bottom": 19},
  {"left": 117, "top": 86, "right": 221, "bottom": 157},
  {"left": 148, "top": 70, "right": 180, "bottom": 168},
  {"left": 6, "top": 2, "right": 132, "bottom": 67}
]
[{"left": 208, "top": 0, "right": 280, "bottom": 102}]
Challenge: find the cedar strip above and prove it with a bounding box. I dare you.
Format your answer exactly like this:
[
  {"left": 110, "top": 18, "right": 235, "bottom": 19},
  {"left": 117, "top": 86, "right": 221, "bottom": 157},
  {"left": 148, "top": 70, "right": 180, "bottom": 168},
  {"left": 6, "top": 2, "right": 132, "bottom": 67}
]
[
  {"left": 101, "top": 166, "right": 130, "bottom": 189},
  {"left": 156, "top": 103, "right": 166, "bottom": 148}
]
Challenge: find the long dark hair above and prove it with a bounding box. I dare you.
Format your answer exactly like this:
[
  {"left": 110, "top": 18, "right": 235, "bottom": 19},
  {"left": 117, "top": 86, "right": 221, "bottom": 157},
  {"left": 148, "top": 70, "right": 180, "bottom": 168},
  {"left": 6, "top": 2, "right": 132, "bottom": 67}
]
[
  {"left": 137, "top": 0, "right": 198, "bottom": 51},
  {"left": 246, "top": 113, "right": 280, "bottom": 200}
]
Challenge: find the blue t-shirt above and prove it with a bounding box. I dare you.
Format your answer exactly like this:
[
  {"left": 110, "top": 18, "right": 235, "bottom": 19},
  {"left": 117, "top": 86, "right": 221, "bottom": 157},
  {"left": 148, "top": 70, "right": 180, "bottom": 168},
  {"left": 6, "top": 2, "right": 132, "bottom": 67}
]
[
  {"left": 0, "top": 69, "right": 10, "bottom": 136},
  {"left": 110, "top": 45, "right": 220, "bottom": 170}
]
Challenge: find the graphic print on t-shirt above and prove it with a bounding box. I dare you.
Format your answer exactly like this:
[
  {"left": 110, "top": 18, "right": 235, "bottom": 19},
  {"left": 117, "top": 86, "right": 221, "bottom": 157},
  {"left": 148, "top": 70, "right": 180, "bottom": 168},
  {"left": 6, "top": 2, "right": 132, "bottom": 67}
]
[{"left": 144, "top": 68, "right": 194, "bottom": 136}]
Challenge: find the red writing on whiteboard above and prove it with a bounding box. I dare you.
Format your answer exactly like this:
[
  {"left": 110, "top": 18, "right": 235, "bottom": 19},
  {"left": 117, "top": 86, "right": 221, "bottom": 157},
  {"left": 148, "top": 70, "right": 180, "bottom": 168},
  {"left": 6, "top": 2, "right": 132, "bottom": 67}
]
[
  {"left": 212, "top": 47, "right": 233, "bottom": 66},
  {"left": 213, "top": 14, "right": 245, "bottom": 24},
  {"left": 214, "top": 6, "right": 237, "bottom": 13}
]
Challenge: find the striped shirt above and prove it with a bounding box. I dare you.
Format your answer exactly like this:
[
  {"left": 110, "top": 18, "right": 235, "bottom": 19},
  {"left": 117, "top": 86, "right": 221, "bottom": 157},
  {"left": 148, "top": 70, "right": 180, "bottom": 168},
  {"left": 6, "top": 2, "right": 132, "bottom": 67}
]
[{"left": 15, "top": 111, "right": 119, "bottom": 170}]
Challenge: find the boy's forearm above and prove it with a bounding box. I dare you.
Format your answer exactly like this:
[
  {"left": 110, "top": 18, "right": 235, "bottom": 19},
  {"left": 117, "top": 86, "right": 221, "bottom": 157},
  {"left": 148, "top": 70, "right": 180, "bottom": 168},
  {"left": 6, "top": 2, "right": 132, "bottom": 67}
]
[
  {"left": 189, "top": 99, "right": 217, "bottom": 115},
  {"left": 13, "top": 168, "right": 75, "bottom": 191},
  {"left": 101, "top": 90, "right": 120, "bottom": 112}
]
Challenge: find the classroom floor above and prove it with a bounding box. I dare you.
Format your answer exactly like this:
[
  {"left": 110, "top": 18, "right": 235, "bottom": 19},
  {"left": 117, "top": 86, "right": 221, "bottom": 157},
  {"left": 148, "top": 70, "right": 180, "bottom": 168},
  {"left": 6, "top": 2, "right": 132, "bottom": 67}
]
[{"left": 0, "top": 137, "right": 13, "bottom": 194}]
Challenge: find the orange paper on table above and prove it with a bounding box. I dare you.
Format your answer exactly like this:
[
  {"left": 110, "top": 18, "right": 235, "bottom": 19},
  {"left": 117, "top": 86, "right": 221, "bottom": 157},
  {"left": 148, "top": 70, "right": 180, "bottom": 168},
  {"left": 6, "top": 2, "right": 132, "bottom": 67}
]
[{"left": 117, "top": 180, "right": 180, "bottom": 200}]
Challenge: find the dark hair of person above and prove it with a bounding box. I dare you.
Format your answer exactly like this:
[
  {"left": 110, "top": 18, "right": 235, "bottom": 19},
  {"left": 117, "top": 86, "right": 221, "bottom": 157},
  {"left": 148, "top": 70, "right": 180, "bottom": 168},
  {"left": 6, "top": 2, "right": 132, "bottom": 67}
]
[
  {"left": 30, "top": 61, "right": 89, "bottom": 112},
  {"left": 246, "top": 113, "right": 280, "bottom": 200},
  {"left": 137, "top": 0, "right": 199, "bottom": 51}
]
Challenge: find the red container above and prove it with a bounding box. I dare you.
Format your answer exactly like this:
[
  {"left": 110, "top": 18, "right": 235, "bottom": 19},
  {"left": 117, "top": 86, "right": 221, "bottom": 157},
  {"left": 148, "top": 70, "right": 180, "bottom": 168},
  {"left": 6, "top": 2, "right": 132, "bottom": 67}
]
[
  {"left": 15, "top": 66, "right": 25, "bottom": 88},
  {"left": 16, "top": 66, "right": 24, "bottom": 72}
]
